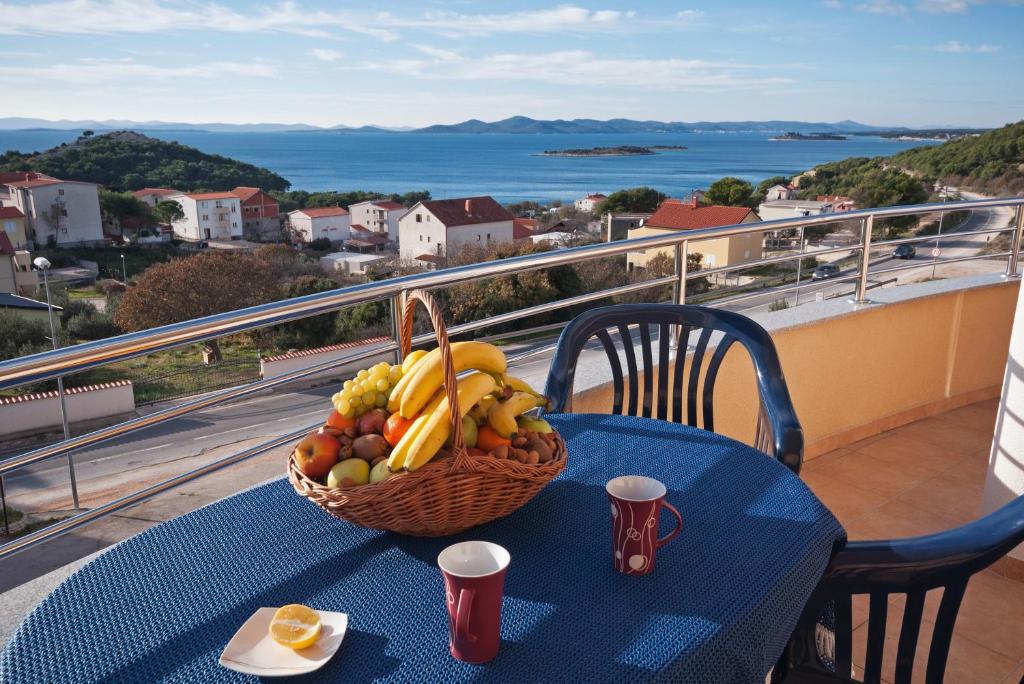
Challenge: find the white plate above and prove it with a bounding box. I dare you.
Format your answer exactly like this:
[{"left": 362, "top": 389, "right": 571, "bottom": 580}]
[{"left": 219, "top": 607, "right": 348, "bottom": 677}]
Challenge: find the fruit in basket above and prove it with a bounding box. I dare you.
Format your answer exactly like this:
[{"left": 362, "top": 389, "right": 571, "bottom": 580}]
[
  {"left": 325, "top": 410, "right": 356, "bottom": 431},
  {"left": 357, "top": 408, "right": 388, "bottom": 436},
  {"left": 269, "top": 604, "right": 321, "bottom": 650},
  {"left": 502, "top": 374, "right": 542, "bottom": 397},
  {"left": 402, "top": 349, "right": 429, "bottom": 373},
  {"left": 517, "top": 416, "right": 553, "bottom": 434},
  {"left": 369, "top": 459, "right": 392, "bottom": 484},
  {"left": 383, "top": 412, "right": 416, "bottom": 447},
  {"left": 333, "top": 362, "right": 402, "bottom": 418},
  {"left": 294, "top": 432, "right": 341, "bottom": 479},
  {"left": 468, "top": 394, "right": 497, "bottom": 424},
  {"left": 386, "top": 413, "right": 430, "bottom": 471},
  {"left": 327, "top": 458, "right": 370, "bottom": 487},
  {"left": 476, "top": 425, "right": 512, "bottom": 452},
  {"left": 391, "top": 342, "right": 508, "bottom": 418},
  {"left": 352, "top": 434, "right": 389, "bottom": 462},
  {"left": 462, "top": 415, "right": 478, "bottom": 448},
  {"left": 402, "top": 372, "right": 497, "bottom": 472},
  {"left": 487, "top": 392, "right": 544, "bottom": 438}
]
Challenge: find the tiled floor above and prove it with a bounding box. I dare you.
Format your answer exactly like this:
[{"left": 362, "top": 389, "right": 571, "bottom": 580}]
[{"left": 802, "top": 398, "right": 1024, "bottom": 683}]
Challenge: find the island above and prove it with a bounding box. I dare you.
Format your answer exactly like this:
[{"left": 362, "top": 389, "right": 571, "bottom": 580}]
[
  {"left": 539, "top": 145, "right": 686, "bottom": 157},
  {"left": 770, "top": 132, "right": 847, "bottom": 141}
]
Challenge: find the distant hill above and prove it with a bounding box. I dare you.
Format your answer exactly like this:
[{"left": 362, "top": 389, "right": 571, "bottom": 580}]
[
  {"left": 411, "top": 116, "right": 892, "bottom": 135},
  {"left": 891, "top": 121, "right": 1024, "bottom": 195},
  {"left": 0, "top": 130, "right": 290, "bottom": 192}
]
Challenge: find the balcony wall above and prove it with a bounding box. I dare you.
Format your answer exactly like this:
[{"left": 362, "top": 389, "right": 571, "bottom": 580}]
[{"left": 570, "top": 274, "right": 1018, "bottom": 460}]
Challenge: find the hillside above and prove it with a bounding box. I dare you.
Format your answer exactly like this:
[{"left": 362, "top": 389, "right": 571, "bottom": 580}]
[
  {"left": 412, "top": 116, "right": 888, "bottom": 135},
  {"left": 0, "top": 131, "right": 290, "bottom": 192},
  {"left": 891, "top": 121, "right": 1024, "bottom": 195}
]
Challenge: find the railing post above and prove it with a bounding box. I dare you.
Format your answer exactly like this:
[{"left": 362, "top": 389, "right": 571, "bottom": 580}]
[
  {"left": 853, "top": 214, "right": 874, "bottom": 305},
  {"left": 390, "top": 294, "right": 405, "bottom": 365},
  {"left": 1006, "top": 206, "right": 1024, "bottom": 278},
  {"left": 675, "top": 240, "right": 689, "bottom": 305}
]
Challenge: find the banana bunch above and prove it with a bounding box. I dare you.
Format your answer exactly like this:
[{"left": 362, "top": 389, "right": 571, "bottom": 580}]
[
  {"left": 388, "top": 341, "right": 507, "bottom": 419},
  {"left": 487, "top": 391, "right": 545, "bottom": 438}
]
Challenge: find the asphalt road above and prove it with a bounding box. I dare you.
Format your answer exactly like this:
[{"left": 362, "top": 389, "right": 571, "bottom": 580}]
[{"left": 3, "top": 201, "right": 1012, "bottom": 502}]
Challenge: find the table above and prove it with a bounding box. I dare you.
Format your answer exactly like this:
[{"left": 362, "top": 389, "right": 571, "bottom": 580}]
[{"left": 0, "top": 414, "right": 845, "bottom": 683}]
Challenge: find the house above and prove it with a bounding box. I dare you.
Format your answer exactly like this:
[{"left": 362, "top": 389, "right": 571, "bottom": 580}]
[
  {"left": 1, "top": 173, "right": 103, "bottom": 247},
  {"left": 398, "top": 196, "right": 514, "bottom": 268},
  {"left": 764, "top": 184, "right": 797, "bottom": 201},
  {"left": 131, "top": 188, "right": 179, "bottom": 208},
  {"left": 231, "top": 187, "right": 281, "bottom": 240},
  {"left": 757, "top": 199, "right": 834, "bottom": 221},
  {"left": 346, "top": 224, "right": 389, "bottom": 253},
  {"left": 166, "top": 192, "right": 243, "bottom": 241},
  {"left": 627, "top": 197, "right": 762, "bottom": 270},
  {"left": 605, "top": 213, "right": 652, "bottom": 242},
  {"left": 512, "top": 218, "right": 538, "bottom": 242},
  {"left": 816, "top": 195, "right": 856, "bottom": 212},
  {"left": 347, "top": 200, "right": 406, "bottom": 243},
  {"left": 0, "top": 232, "right": 37, "bottom": 296},
  {"left": 0, "top": 292, "right": 58, "bottom": 324},
  {"left": 288, "top": 207, "right": 350, "bottom": 244},
  {"left": 574, "top": 193, "right": 607, "bottom": 213},
  {"left": 319, "top": 251, "right": 389, "bottom": 277},
  {"left": 0, "top": 206, "right": 29, "bottom": 250}
]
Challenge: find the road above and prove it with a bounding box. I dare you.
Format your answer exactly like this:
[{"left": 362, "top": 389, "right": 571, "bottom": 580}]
[{"left": 2, "top": 201, "right": 1012, "bottom": 507}]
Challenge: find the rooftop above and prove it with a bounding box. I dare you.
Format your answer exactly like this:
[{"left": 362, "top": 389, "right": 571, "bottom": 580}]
[
  {"left": 179, "top": 192, "right": 238, "bottom": 201},
  {"left": 291, "top": 206, "right": 348, "bottom": 218},
  {"left": 131, "top": 188, "right": 178, "bottom": 198},
  {"left": 760, "top": 199, "right": 829, "bottom": 208},
  {"left": 646, "top": 199, "right": 756, "bottom": 230},
  {"left": 0, "top": 207, "right": 24, "bottom": 219},
  {"left": 417, "top": 196, "right": 512, "bottom": 227},
  {"left": 0, "top": 293, "right": 59, "bottom": 311}
]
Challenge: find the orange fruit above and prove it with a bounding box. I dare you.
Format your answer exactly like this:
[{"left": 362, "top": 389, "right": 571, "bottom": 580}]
[
  {"left": 325, "top": 410, "right": 356, "bottom": 431},
  {"left": 476, "top": 425, "right": 512, "bottom": 452},
  {"left": 383, "top": 412, "right": 416, "bottom": 447},
  {"left": 269, "top": 604, "right": 321, "bottom": 650}
]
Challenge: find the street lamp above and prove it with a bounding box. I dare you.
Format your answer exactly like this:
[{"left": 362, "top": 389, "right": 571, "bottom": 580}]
[
  {"left": 33, "top": 256, "right": 80, "bottom": 509},
  {"left": 120, "top": 253, "right": 127, "bottom": 284}
]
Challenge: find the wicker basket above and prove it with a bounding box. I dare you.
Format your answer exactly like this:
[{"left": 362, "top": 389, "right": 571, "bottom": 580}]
[{"left": 288, "top": 288, "right": 567, "bottom": 536}]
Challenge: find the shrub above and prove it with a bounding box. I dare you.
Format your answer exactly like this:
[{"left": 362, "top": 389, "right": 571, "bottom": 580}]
[{"left": 308, "top": 237, "right": 332, "bottom": 251}]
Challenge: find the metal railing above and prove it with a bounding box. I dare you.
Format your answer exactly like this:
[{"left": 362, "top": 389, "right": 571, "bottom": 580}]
[{"left": 2, "top": 196, "right": 1023, "bottom": 559}]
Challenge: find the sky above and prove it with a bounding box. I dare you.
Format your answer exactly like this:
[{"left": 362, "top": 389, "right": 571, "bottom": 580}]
[{"left": 0, "top": 0, "right": 1021, "bottom": 128}]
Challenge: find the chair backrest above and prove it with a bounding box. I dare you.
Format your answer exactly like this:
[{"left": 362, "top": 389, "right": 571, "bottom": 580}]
[
  {"left": 544, "top": 304, "right": 803, "bottom": 472},
  {"left": 779, "top": 493, "right": 1024, "bottom": 683}
]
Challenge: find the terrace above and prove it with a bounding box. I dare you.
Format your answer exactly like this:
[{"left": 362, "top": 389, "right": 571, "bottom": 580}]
[{"left": 2, "top": 197, "right": 1024, "bottom": 681}]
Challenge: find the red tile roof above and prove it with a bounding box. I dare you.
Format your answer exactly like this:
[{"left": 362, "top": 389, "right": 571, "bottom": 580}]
[
  {"left": 184, "top": 191, "right": 238, "bottom": 200},
  {"left": 0, "top": 232, "right": 14, "bottom": 255},
  {"left": 646, "top": 201, "right": 756, "bottom": 231},
  {"left": 418, "top": 196, "right": 512, "bottom": 228},
  {"left": 261, "top": 337, "right": 389, "bottom": 363},
  {"left": 132, "top": 187, "right": 179, "bottom": 198},
  {"left": 415, "top": 253, "right": 445, "bottom": 263},
  {"left": 6, "top": 178, "right": 63, "bottom": 189},
  {"left": 513, "top": 218, "right": 537, "bottom": 239},
  {"left": 0, "top": 380, "right": 132, "bottom": 405},
  {"left": 292, "top": 206, "right": 348, "bottom": 218},
  {"left": 585, "top": 193, "right": 607, "bottom": 200},
  {"left": 0, "top": 172, "right": 55, "bottom": 185},
  {"left": 0, "top": 206, "right": 25, "bottom": 219}
]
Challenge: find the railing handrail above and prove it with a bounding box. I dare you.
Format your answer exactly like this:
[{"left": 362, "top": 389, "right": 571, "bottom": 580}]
[{"left": 2, "top": 197, "right": 1022, "bottom": 391}]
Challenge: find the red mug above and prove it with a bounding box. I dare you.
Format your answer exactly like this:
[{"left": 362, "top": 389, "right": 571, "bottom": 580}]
[
  {"left": 606, "top": 475, "right": 683, "bottom": 575},
  {"left": 437, "top": 541, "right": 510, "bottom": 663}
]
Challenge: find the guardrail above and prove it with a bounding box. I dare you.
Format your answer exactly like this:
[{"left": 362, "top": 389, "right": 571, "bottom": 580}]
[{"left": 1, "top": 197, "right": 1023, "bottom": 559}]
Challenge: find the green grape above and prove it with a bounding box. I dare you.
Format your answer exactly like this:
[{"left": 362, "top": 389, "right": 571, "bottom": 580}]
[
  {"left": 339, "top": 388, "right": 353, "bottom": 401},
  {"left": 388, "top": 365, "right": 403, "bottom": 385},
  {"left": 375, "top": 393, "right": 387, "bottom": 407},
  {"left": 343, "top": 379, "right": 354, "bottom": 391},
  {"left": 370, "top": 366, "right": 388, "bottom": 381},
  {"left": 357, "top": 369, "right": 369, "bottom": 380},
  {"left": 362, "top": 392, "right": 377, "bottom": 407},
  {"left": 359, "top": 381, "right": 373, "bottom": 395},
  {"left": 355, "top": 403, "right": 368, "bottom": 416},
  {"left": 375, "top": 378, "right": 389, "bottom": 393},
  {"left": 337, "top": 398, "right": 351, "bottom": 415},
  {"left": 350, "top": 384, "right": 364, "bottom": 397}
]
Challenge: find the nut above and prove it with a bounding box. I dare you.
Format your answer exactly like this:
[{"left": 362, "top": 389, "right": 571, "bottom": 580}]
[
  {"left": 492, "top": 444, "right": 510, "bottom": 460},
  {"left": 527, "top": 450, "right": 540, "bottom": 465},
  {"left": 512, "top": 436, "right": 527, "bottom": 448},
  {"left": 343, "top": 427, "right": 357, "bottom": 439},
  {"left": 340, "top": 445, "right": 353, "bottom": 459}
]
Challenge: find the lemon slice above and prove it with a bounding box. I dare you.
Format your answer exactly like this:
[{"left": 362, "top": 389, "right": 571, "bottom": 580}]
[{"left": 268, "top": 604, "right": 322, "bottom": 650}]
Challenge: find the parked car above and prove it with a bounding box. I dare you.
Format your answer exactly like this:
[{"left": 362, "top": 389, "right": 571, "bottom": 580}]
[
  {"left": 811, "top": 263, "right": 841, "bottom": 280},
  {"left": 892, "top": 244, "right": 916, "bottom": 259}
]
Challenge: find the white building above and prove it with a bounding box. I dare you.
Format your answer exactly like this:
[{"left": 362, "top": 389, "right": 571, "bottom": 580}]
[
  {"left": 574, "top": 193, "right": 607, "bottom": 213},
  {"left": 398, "top": 196, "right": 514, "bottom": 268},
  {"left": 1, "top": 173, "right": 103, "bottom": 247},
  {"left": 166, "top": 192, "right": 243, "bottom": 241},
  {"left": 764, "top": 184, "right": 797, "bottom": 201},
  {"left": 757, "top": 199, "right": 833, "bottom": 222},
  {"left": 347, "top": 200, "right": 406, "bottom": 243},
  {"left": 288, "top": 207, "right": 351, "bottom": 244},
  {"left": 131, "top": 187, "right": 180, "bottom": 208},
  {"left": 319, "top": 251, "right": 389, "bottom": 277}
]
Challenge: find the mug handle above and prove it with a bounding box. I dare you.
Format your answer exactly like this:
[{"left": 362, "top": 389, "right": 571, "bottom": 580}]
[
  {"left": 657, "top": 501, "right": 683, "bottom": 547},
  {"left": 455, "top": 588, "right": 477, "bottom": 643}
]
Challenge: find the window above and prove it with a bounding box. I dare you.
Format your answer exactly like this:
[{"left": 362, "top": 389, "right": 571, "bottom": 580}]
[
  {"left": 231, "top": 205, "right": 236, "bottom": 213},
  {"left": 416, "top": 214, "right": 422, "bottom": 223},
  {"left": 60, "top": 209, "right": 68, "bottom": 217},
  {"left": 215, "top": 201, "right": 223, "bottom": 208},
  {"left": 427, "top": 236, "right": 431, "bottom": 243},
  {"left": 477, "top": 235, "right": 481, "bottom": 241},
  {"left": 57, "top": 189, "right": 64, "bottom": 196},
  {"left": 486, "top": 233, "right": 490, "bottom": 240},
  {"left": 202, "top": 214, "right": 209, "bottom": 221},
  {"left": 419, "top": 235, "right": 423, "bottom": 242},
  {"left": 232, "top": 222, "right": 238, "bottom": 228},
  {"left": 3, "top": 221, "right": 12, "bottom": 232}
]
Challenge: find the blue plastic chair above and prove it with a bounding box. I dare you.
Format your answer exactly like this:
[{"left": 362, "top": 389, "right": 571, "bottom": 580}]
[
  {"left": 776, "top": 493, "right": 1024, "bottom": 683},
  {"left": 544, "top": 304, "right": 803, "bottom": 473}
]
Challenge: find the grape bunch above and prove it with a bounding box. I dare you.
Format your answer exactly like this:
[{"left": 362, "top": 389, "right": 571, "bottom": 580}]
[{"left": 334, "top": 362, "right": 403, "bottom": 418}]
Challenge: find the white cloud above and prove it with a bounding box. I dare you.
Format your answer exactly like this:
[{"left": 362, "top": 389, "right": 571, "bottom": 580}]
[
  {"left": 0, "top": 58, "right": 276, "bottom": 84},
  {"left": 917, "top": 0, "right": 970, "bottom": 12},
  {"left": 350, "top": 50, "right": 789, "bottom": 91},
  {"left": 383, "top": 6, "right": 647, "bottom": 37},
  {"left": 822, "top": 0, "right": 842, "bottom": 7},
  {"left": 310, "top": 49, "right": 343, "bottom": 63},
  {"left": 856, "top": 0, "right": 908, "bottom": 13},
  {"left": 411, "top": 45, "right": 462, "bottom": 62},
  {"left": 933, "top": 40, "right": 1001, "bottom": 52}
]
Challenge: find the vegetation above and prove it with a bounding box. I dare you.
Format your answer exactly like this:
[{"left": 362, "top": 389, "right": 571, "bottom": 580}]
[
  {"left": 891, "top": 120, "right": 1024, "bottom": 195},
  {"left": 756, "top": 176, "right": 792, "bottom": 200},
  {"left": 703, "top": 177, "right": 757, "bottom": 208},
  {"left": 99, "top": 189, "right": 153, "bottom": 235},
  {"left": 597, "top": 187, "right": 668, "bottom": 214},
  {"left": 271, "top": 189, "right": 430, "bottom": 213},
  {"left": 0, "top": 131, "right": 289, "bottom": 192}
]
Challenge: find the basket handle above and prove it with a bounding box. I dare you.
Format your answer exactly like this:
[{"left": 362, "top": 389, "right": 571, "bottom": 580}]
[{"left": 399, "top": 289, "right": 466, "bottom": 464}]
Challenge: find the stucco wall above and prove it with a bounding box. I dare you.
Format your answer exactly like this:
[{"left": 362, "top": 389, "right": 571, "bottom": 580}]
[{"left": 0, "top": 381, "right": 135, "bottom": 437}]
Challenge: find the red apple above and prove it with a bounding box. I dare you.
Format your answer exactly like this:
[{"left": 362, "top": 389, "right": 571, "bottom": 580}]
[{"left": 294, "top": 431, "right": 341, "bottom": 480}]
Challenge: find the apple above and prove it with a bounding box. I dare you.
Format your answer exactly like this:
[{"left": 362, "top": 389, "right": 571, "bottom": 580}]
[
  {"left": 294, "top": 431, "right": 341, "bottom": 480},
  {"left": 325, "top": 410, "right": 356, "bottom": 432},
  {"left": 369, "top": 459, "right": 391, "bottom": 484},
  {"left": 327, "top": 458, "right": 370, "bottom": 488}
]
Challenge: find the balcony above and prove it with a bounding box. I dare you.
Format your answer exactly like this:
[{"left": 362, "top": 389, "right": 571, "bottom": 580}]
[{"left": 1, "top": 197, "right": 1023, "bottom": 681}]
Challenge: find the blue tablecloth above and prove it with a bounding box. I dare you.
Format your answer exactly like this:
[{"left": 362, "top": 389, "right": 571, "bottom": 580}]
[{"left": 1, "top": 414, "right": 845, "bottom": 683}]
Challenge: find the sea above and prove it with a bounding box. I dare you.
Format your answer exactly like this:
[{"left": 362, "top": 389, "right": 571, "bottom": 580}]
[{"left": 0, "top": 129, "right": 939, "bottom": 203}]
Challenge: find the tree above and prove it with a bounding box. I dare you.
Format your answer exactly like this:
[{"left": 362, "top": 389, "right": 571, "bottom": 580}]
[
  {"left": 100, "top": 190, "right": 153, "bottom": 237},
  {"left": 597, "top": 187, "right": 667, "bottom": 214},
  {"left": 0, "top": 311, "right": 52, "bottom": 361},
  {"left": 704, "top": 177, "right": 756, "bottom": 208},
  {"left": 152, "top": 200, "right": 184, "bottom": 224},
  {"left": 113, "top": 253, "right": 279, "bottom": 362},
  {"left": 273, "top": 276, "right": 341, "bottom": 349},
  {"left": 755, "top": 175, "right": 792, "bottom": 200}
]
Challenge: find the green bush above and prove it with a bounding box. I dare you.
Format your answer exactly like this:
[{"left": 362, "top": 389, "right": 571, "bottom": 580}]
[{"left": 66, "top": 311, "right": 120, "bottom": 341}]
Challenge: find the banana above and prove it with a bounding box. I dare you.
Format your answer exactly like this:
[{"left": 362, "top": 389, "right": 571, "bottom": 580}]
[
  {"left": 388, "top": 351, "right": 429, "bottom": 412},
  {"left": 398, "top": 342, "right": 507, "bottom": 419},
  {"left": 405, "top": 372, "right": 497, "bottom": 472},
  {"left": 468, "top": 393, "right": 497, "bottom": 423},
  {"left": 502, "top": 374, "right": 543, "bottom": 397},
  {"left": 386, "top": 413, "right": 430, "bottom": 471},
  {"left": 401, "top": 349, "right": 428, "bottom": 374},
  {"left": 487, "top": 391, "right": 543, "bottom": 438}
]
